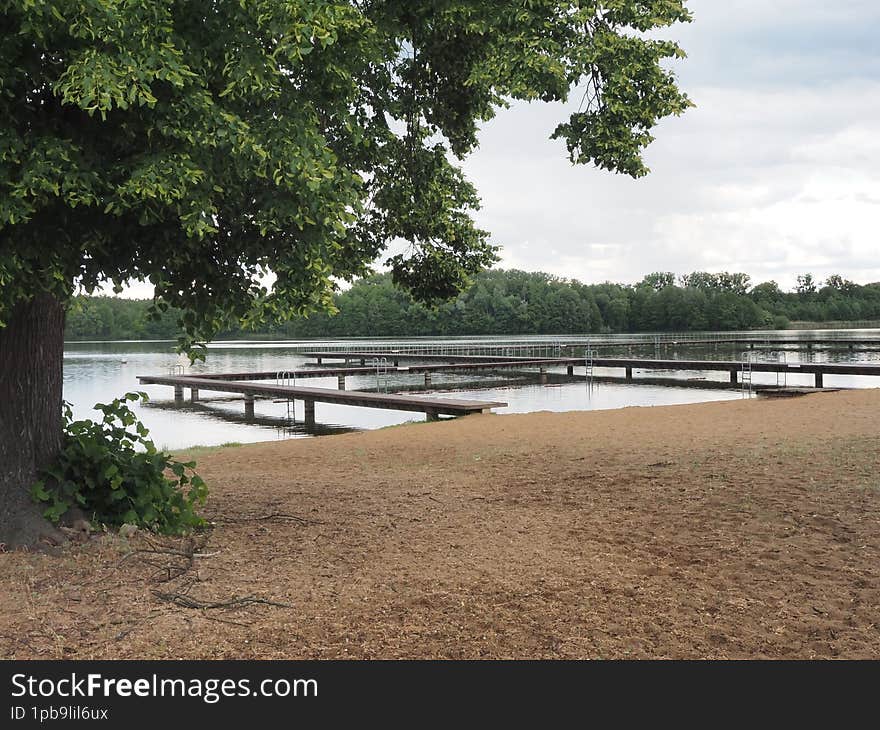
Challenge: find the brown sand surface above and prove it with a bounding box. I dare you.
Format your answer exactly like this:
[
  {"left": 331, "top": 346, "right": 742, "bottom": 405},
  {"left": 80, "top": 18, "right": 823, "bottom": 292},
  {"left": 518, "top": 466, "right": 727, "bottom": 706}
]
[{"left": 2, "top": 389, "right": 879, "bottom": 659}]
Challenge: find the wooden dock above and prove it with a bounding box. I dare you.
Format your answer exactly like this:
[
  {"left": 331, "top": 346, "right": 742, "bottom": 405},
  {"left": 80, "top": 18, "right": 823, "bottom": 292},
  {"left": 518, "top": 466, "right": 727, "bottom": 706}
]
[
  {"left": 136, "top": 375, "right": 506, "bottom": 423},
  {"left": 139, "top": 351, "right": 880, "bottom": 430},
  {"left": 301, "top": 352, "right": 880, "bottom": 389}
]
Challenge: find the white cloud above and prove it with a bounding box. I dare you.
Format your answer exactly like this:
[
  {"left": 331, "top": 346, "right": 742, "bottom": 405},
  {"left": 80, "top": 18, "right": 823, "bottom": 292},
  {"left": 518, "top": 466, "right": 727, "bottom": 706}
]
[{"left": 460, "top": 0, "right": 880, "bottom": 290}]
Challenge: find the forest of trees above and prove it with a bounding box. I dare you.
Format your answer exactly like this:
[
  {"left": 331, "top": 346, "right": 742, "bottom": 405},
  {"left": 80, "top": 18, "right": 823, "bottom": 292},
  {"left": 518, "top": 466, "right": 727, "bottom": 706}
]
[{"left": 65, "top": 269, "right": 880, "bottom": 341}]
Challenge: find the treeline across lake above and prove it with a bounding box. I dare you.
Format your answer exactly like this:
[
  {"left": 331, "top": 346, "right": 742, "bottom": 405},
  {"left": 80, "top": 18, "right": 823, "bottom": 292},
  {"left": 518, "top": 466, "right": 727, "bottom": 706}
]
[{"left": 65, "top": 269, "right": 880, "bottom": 340}]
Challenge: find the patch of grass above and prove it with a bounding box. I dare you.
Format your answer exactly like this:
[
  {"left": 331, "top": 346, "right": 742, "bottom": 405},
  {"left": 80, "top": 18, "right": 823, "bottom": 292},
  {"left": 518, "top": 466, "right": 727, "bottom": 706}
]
[
  {"left": 169, "top": 441, "right": 245, "bottom": 458},
  {"left": 377, "top": 417, "right": 435, "bottom": 431}
]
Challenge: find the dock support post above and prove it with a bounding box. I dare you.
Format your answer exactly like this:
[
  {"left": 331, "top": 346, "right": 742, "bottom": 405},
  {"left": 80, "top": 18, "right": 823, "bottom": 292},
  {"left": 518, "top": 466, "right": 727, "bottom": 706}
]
[
  {"left": 337, "top": 375, "right": 346, "bottom": 390},
  {"left": 566, "top": 365, "right": 574, "bottom": 376},
  {"left": 815, "top": 372, "right": 824, "bottom": 388},
  {"left": 730, "top": 369, "right": 738, "bottom": 384},
  {"left": 625, "top": 367, "right": 633, "bottom": 381},
  {"left": 174, "top": 385, "right": 184, "bottom": 404},
  {"left": 304, "top": 400, "right": 315, "bottom": 425},
  {"left": 424, "top": 372, "right": 432, "bottom": 388},
  {"left": 426, "top": 409, "right": 439, "bottom": 422},
  {"left": 244, "top": 395, "right": 255, "bottom": 419},
  {"left": 190, "top": 388, "right": 199, "bottom": 403},
  {"left": 539, "top": 367, "right": 547, "bottom": 384}
]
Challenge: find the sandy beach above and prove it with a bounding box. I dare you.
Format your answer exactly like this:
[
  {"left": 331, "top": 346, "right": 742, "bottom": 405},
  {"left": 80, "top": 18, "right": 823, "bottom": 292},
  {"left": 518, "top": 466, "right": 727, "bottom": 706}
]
[{"left": 2, "top": 388, "right": 879, "bottom": 659}]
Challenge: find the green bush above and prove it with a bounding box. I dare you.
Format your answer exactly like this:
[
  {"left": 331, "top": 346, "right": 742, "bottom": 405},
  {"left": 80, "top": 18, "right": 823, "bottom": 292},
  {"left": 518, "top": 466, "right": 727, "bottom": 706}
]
[
  {"left": 32, "top": 393, "right": 207, "bottom": 534},
  {"left": 772, "top": 314, "right": 790, "bottom": 330}
]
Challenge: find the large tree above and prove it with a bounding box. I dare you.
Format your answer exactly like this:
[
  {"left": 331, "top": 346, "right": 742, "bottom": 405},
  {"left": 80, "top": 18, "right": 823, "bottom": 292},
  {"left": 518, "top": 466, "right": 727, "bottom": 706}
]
[{"left": 0, "top": 0, "right": 692, "bottom": 546}]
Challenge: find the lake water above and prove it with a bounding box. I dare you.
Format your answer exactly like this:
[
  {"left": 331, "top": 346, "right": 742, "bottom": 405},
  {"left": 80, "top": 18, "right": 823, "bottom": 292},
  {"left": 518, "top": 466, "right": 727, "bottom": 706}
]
[{"left": 63, "top": 334, "right": 880, "bottom": 450}]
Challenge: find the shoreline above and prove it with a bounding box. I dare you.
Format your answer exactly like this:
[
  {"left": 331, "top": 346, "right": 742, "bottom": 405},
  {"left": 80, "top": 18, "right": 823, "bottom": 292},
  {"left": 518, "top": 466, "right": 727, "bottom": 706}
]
[{"left": 2, "top": 389, "right": 879, "bottom": 659}]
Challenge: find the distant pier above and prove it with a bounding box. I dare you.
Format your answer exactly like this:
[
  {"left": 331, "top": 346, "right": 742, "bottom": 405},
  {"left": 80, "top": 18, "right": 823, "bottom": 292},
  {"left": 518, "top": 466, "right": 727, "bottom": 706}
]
[
  {"left": 301, "top": 352, "right": 880, "bottom": 390},
  {"left": 288, "top": 330, "right": 880, "bottom": 360}
]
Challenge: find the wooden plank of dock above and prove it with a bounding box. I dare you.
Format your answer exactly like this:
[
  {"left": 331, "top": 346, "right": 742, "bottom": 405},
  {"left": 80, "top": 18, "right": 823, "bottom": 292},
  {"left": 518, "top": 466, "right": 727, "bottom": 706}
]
[{"left": 137, "top": 375, "right": 506, "bottom": 422}]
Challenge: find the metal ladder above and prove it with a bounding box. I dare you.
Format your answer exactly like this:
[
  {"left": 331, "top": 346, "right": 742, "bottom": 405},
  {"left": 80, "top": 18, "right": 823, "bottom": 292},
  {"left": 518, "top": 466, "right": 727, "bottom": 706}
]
[
  {"left": 275, "top": 370, "right": 296, "bottom": 419},
  {"left": 584, "top": 348, "right": 599, "bottom": 383},
  {"left": 740, "top": 352, "right": 754, "bottom": 397},
  {"left": 773, "top": 351, "right": 787, "bottom": 387},
  {"left": 372, "top": 357, "right": 389, "bottom": 393}
]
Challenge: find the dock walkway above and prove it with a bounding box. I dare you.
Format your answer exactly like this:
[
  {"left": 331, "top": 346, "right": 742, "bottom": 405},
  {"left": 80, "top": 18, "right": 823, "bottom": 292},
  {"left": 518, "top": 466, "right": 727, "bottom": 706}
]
[{"left": 137, "top": 375, "right": 505, "bottom": 423}]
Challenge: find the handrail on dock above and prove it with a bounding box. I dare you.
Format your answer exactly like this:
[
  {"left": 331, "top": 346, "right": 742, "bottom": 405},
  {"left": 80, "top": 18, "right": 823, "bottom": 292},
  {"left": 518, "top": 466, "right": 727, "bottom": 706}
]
[{"left": 286, "top": 330, "right": 880, "bottom": 360}]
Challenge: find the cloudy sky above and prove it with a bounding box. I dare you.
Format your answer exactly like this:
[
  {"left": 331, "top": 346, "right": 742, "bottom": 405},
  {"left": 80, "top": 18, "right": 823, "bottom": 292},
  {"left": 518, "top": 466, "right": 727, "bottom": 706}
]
[{"left": 461, "top": 0, "right": 880, "bottom": 290}]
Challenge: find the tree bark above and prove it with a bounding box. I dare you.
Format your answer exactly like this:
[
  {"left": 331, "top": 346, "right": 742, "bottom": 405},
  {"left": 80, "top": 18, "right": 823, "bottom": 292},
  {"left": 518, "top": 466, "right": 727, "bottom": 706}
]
[{"left": 0, "top": 292, "right": 66, "bottom": 548}]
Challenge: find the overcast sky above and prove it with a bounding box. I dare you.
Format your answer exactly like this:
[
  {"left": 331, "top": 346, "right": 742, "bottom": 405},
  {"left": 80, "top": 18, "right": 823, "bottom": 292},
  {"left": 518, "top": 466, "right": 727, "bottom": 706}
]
[{"left": 461, "top": 0, "right": 880, "bottom": 290}]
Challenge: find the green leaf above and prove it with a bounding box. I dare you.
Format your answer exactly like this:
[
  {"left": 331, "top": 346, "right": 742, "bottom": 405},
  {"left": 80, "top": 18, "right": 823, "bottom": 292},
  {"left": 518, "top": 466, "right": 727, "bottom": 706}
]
[{"left": 30, "top": 480, "right": 51, "bottom": 502}]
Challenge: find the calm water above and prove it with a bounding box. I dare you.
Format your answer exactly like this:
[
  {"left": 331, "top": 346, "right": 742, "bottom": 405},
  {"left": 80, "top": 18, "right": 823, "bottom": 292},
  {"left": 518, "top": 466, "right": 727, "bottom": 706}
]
[{"left": 62, "top": 333, "right": 880, "bottom": 450}]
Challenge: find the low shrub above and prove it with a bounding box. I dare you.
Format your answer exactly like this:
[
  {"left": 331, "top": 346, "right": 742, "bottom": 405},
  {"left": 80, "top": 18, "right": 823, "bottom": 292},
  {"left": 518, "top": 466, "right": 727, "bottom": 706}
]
[{"left": 32, "top": 392, "right": 207, "bottom": 534}]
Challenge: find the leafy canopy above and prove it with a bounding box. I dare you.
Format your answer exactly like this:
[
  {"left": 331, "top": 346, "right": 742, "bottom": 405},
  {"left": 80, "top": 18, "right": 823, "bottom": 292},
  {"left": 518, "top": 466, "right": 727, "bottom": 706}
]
[{"left": 1, "top": 1, "right": 692, "bottom": 349}]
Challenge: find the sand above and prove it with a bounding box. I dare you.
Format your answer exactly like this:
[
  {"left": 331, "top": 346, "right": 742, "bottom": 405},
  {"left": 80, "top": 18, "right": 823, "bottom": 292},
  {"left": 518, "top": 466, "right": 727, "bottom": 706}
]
[{"left": 1, "top": 388, "right": 879, "bottom": 659}]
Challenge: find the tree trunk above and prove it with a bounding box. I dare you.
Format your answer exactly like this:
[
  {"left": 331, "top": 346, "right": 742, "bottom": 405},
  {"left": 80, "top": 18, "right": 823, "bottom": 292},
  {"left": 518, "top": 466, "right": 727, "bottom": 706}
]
[{"left": 0, "top": 292, "right": 66, "bottom": 548}]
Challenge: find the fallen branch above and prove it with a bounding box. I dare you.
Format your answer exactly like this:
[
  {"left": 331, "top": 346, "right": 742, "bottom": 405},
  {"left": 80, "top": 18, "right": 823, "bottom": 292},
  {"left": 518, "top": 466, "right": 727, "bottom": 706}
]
[{"left": 118, "top": 535, "right": 213, "bottom": 583}]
